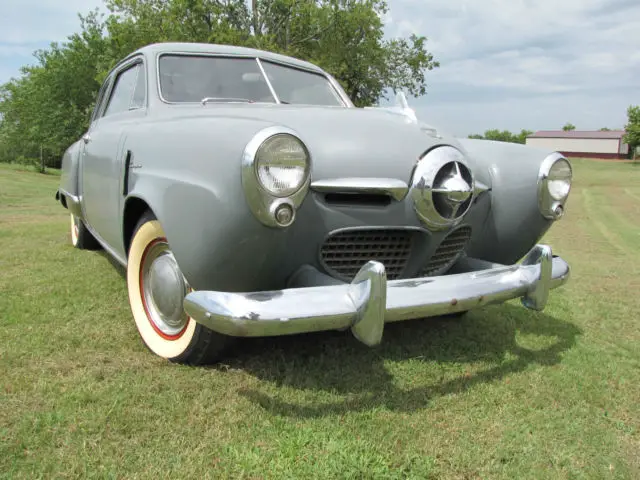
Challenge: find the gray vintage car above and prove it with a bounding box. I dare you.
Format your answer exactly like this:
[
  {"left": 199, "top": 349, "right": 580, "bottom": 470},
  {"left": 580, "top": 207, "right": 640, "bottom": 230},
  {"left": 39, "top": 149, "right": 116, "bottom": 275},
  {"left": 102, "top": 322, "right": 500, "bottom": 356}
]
[{"left": 56, "top": 42, "right": 572, "bottom": 364}]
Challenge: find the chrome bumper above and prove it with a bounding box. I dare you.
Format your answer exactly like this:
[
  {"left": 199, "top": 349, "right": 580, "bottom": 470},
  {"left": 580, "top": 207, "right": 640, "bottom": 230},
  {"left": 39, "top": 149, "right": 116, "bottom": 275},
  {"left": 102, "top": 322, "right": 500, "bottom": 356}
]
[{"left": 183, "top": 244, "right": 570, "bottom": 347}]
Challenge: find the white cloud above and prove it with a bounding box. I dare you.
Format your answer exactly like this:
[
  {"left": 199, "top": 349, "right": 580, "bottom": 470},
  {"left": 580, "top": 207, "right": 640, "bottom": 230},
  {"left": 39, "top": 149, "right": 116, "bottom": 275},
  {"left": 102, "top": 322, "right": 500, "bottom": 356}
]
[{"left": 383, "top": 0, "right": 640, "bottom": 134}]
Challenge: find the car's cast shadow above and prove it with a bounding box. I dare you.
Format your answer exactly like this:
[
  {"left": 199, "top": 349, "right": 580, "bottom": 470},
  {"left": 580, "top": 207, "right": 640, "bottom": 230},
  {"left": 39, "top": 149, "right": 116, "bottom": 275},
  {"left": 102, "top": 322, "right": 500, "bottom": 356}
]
[
  {"left": 216, "top": 304, "right": 580, "bottom": 418},
  {"left": 99, "top": 251, "right": 580, "bottom": 416}
]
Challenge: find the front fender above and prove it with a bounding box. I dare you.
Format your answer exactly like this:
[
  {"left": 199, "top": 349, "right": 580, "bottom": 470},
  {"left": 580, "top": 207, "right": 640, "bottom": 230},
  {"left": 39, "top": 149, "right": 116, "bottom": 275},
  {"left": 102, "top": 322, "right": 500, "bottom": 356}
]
[
  {"left": 128, "top": 170, "right": 294, "bottom": 292},
  {"left": 123, "top": 113, "right": 294, "bottom": 292},
  {"left": 458, "top": 139, "right": 557, "bottom": 264}
]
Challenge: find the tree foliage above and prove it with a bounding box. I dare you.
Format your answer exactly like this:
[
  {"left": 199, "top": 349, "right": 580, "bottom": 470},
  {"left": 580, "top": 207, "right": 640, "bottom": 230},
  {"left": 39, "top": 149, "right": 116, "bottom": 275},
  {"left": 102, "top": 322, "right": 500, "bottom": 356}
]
[
  {"left": 0, "top": 12, "right": 107, "bottom": 165},
  {"left": 562, "top": 122, "right": 576, "bottom": 131},
  {"left": 0, "top": 0, "right": 439, "bottom": 166},
  {"left": 624, "top": 105, "right": 640, "bottom": 159},
  {"left": 467, "top": 129, "right": 533, "bottom": 144}
]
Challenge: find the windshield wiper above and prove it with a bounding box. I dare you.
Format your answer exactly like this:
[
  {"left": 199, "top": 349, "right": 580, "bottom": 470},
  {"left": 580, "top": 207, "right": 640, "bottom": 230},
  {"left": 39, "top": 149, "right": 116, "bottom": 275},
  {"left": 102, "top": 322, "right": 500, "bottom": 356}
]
[{"left": 201, "top": 97, "right": 255, "bottom": 105}]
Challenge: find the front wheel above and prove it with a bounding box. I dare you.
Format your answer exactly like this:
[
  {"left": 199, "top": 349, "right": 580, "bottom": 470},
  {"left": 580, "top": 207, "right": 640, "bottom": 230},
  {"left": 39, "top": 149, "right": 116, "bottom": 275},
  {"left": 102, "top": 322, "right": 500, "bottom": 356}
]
[{"left": 126, "top": 213, "right": 233, "bottom": 364}]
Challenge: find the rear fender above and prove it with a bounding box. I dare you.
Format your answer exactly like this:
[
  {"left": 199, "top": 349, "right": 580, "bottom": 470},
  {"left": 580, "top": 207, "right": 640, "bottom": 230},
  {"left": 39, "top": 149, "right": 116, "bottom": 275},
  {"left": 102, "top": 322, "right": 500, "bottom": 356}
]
[{"left": 58, "top": 140, "right": 84, "bottom": 217}]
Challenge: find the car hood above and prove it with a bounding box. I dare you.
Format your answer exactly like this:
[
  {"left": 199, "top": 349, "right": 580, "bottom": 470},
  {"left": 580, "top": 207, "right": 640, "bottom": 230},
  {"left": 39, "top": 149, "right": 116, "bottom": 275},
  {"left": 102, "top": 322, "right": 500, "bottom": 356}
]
[{"left": 161, "top": 104, "right": 467, "bottom": 183}]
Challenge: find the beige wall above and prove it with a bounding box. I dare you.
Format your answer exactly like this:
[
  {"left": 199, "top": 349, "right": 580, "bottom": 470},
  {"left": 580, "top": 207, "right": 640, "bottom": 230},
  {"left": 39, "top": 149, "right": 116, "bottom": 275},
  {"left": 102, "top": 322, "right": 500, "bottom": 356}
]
[{"left": 526, "top": 137, "right": 621, "bottom": 154}]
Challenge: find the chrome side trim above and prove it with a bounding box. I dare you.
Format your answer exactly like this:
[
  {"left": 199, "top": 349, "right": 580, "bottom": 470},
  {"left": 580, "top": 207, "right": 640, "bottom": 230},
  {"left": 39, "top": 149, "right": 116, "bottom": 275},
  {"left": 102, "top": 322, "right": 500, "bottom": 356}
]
[
  {"left": 310, "top": 178, "right": 409, "bottom": 201},
  {"left": 58, "top": 188, "right": 83, "bottom": 218},
  {"left": 241, "top": 125, "right": 311, "bottom": 228},
  {"left": 537, "top": 152, "right": 572, "bottom": 220},
  {"left": 184, "top": 244, "right": 570, "bottom": 347}
]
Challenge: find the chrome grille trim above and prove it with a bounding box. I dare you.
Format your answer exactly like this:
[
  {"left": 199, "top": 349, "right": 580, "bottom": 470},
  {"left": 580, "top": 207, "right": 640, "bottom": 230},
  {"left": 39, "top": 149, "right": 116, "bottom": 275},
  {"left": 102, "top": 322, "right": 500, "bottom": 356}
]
[
  {"left": 421, "top": 225, "right": 472, "bottom": 277},
  {"left": 320, "top": 228, "right": 415, "bottom": 281}
]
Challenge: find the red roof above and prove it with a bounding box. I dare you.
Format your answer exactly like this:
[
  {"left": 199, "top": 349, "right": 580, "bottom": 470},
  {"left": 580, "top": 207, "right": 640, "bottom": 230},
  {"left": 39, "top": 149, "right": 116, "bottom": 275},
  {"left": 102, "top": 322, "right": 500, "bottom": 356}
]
[{"left": 528, "top": 130, "right": 626, "bottom": 139}]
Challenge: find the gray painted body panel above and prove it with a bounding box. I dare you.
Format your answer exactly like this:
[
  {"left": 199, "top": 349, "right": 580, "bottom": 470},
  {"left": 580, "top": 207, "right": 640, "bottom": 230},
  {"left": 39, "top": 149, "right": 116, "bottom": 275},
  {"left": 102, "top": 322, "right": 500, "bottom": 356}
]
[
  {"left": 60, "top": 140, "right": 83, "bottom": 198},
  {"left": 459, "top": 139, "right": 555, "bottom": 264},
  {"left": 58, "top": 42, "right": 564, "bottom": 294}
]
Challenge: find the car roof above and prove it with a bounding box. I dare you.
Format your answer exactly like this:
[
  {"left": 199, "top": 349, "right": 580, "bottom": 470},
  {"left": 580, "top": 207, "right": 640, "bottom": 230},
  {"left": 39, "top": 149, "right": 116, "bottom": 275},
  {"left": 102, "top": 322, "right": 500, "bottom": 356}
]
[{"left": 126, "top": 42, "right": 325, "bottom": 73}]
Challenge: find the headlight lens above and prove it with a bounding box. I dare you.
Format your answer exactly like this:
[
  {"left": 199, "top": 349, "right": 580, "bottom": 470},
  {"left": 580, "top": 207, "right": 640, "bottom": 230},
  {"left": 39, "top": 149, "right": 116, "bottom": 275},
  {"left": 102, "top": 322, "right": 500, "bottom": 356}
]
[
  {"left": 538, "top": 154, "right": 572, "bottom": 220},
  {"left": 255, "top": 134, "right": 309, "bottom": 197},
  {"left": 547, "top": 159, "right": 572, "bottom": 200}
]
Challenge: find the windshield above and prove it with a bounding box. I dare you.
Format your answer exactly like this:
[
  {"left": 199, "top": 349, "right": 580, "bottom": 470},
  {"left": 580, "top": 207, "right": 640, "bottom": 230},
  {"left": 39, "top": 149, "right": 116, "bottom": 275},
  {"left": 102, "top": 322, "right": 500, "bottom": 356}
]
[{"left": 158, "top": 54, "right": 345, "bottom": 106}]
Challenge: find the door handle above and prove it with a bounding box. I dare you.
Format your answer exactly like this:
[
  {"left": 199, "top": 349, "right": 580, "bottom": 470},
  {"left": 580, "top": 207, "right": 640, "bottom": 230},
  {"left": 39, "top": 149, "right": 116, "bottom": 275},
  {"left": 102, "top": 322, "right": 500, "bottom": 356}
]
[{"left": 82, "top": 134, "right": 91, "bottom": 144}]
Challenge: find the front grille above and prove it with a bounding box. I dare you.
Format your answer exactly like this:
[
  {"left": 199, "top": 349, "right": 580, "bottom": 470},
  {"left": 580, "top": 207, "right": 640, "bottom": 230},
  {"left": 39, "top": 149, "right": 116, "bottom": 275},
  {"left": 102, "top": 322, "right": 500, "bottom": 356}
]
[
  {"left": 320, "top": 229, "right": 414, "bottom": 281},
  {"left": 421, "top": 225, "right": 472, "bottom": 276}
]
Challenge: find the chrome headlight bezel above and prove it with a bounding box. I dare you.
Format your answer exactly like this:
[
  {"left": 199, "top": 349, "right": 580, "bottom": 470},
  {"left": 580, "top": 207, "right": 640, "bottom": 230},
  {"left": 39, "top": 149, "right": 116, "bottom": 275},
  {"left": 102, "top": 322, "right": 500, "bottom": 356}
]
[
  {"left": 537, "top": 153, "right": 572, "bottom": 220},
  {"left": 409, "top": 146, "right": 486, "bottom": 231},
  {"left": 241, "top": 126, "right": 311, "bottom": 228}
]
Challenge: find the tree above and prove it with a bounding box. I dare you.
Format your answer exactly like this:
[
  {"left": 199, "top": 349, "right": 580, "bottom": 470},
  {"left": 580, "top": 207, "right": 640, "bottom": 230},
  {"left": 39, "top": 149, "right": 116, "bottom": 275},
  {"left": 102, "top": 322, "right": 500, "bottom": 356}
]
[
  {"left": 562, "top": 122, "right": 576, "bottom": 131},
  {"left": 599, "top": 127, "right": 611, "bottom": 131},
  {"left": 0, "top": 0, "right": 440, "bottom": 166},
  {"left": 104, "top": 0, "right": 439, "bottom": 106},
  {"left": 0, "top": 10, "right": 108, "bottom": 165},
  {"left": 624, "top": 105, "right": 640, "bottom": 160},
  {"left": 467, "top": 128, "right": 532, "bottom": 144}
]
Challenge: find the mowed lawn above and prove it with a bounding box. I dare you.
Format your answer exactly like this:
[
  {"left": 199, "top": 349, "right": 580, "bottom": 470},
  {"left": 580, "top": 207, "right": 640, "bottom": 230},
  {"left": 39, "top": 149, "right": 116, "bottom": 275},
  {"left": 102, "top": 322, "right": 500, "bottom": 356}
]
[{"left": 1, "top": 160, "right": 639, "bottom": 479}]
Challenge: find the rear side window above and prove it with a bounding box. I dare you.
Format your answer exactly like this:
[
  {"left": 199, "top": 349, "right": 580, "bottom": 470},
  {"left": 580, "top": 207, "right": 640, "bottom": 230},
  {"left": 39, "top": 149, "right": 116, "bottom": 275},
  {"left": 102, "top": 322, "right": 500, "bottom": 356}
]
[{"left": 104, "top": 63, "right": 143, "bottom": 117}]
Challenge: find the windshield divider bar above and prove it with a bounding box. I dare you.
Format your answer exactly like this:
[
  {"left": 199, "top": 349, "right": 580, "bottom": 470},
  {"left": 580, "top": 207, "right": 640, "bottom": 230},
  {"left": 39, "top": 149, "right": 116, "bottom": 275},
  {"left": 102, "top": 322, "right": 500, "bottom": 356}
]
[{"left": 256, "top": 58, "right": 281, "bottom": 105}]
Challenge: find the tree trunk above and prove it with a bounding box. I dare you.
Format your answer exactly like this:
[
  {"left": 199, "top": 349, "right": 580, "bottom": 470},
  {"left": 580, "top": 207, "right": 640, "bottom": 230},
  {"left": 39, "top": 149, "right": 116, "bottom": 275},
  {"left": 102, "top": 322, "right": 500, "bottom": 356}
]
[{"left": 252, "top": 0, "right": 260, "bottom": 36}]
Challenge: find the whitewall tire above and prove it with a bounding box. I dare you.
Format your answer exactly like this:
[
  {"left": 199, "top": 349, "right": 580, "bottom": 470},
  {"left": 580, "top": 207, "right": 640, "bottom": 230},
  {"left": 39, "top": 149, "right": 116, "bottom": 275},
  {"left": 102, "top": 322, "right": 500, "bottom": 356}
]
[
  {"left": 126, "top": 213, "right": 232, "bottom": 364},
  {"left": 70, "top": 214, "right": 101, "bottom": 250}
]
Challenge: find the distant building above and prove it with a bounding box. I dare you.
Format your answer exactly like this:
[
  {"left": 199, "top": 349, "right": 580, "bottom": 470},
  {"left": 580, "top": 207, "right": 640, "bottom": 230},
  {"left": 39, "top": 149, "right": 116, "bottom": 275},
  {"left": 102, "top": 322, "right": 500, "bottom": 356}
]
[{"left": 526, "top": 130, "right": 629, "bottom": 159}]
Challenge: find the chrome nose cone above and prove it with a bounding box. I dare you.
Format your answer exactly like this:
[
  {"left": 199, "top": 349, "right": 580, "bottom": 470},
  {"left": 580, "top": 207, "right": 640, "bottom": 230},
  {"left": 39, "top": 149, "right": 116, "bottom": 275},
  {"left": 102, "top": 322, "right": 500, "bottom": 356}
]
[
  {"left": 438, "top": 174, "right": 472, "bottom": 205},
  {"left": 432, "top": 161, "right": 473, "bottom": 216}
]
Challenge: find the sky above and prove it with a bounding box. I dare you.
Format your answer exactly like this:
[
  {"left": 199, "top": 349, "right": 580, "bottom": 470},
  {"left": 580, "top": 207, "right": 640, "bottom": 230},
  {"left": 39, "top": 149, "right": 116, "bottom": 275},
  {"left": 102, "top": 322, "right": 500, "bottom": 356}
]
[{"left": 1, "top": 0, "right": 639, "bottom": 136}]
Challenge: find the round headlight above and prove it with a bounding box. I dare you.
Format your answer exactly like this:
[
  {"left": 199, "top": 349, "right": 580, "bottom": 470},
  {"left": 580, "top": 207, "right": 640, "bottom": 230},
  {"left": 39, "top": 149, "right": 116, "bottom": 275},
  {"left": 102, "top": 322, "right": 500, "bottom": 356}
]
[
  {"left": 538, "top": 154, "right": 572, "bottom": 220},
  {"left": 547, "top": 158, "right": 572, "bottom": 200},
  {"left": 255, "top": 134, "right": 309, "bottom": 197}
]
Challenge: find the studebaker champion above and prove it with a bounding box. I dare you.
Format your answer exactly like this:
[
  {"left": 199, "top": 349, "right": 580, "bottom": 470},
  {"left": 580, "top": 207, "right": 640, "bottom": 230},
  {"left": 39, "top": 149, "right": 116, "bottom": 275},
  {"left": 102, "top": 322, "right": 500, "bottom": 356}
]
[{"left": 57, "top": 42, "right": 572, "bottom": 364}]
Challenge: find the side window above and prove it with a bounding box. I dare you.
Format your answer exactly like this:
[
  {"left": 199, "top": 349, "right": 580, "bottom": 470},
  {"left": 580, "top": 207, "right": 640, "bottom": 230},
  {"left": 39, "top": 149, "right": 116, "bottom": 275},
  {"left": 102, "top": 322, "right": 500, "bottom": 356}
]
[
  {"left": 131, "top": 64, "right": 146, "bottom": 109},
  {"left": 91, "top": 79, "right": 111, "bottom": 123},
  {"left": 103, "top": 64, "right": 141, "bottom": 117}
]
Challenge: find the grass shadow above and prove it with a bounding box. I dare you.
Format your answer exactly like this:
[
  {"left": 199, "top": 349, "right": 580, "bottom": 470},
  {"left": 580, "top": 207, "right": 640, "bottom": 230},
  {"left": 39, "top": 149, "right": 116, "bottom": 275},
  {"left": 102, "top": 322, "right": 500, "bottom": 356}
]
[
  {"left": 220, "top": 304, "right": 580, "bottom": 418},
  {"left": 98, "top": 250, "right": 126, "bottom": 278}
]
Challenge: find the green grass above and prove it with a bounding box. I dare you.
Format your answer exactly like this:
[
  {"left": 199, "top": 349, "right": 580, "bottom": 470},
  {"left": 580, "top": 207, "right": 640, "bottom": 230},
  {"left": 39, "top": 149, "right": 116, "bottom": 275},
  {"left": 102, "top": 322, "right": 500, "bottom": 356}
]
[
  {"left": 1, "top": 160, "right": 639, "bottom": 479},
  {"left": 0, "top": 162, "right": 61, "bottom": 176}
]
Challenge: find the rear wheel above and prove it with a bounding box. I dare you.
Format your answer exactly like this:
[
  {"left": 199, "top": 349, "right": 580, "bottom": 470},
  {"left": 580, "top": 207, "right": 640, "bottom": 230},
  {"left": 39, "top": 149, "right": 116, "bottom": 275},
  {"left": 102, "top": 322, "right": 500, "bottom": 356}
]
[
  {"left": 70, "top": 214, "right": 101, "bottom": 250},
  {"left": 126, "top": 212, "right": 233, "bottom": 364}
]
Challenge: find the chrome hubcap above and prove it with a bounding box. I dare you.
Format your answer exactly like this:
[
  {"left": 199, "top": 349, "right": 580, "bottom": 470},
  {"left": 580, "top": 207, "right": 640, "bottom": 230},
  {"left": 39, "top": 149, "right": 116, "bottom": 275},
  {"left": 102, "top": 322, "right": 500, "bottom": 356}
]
[{"left": 141, "top": 241, "right": 189, "bottom": 337}]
